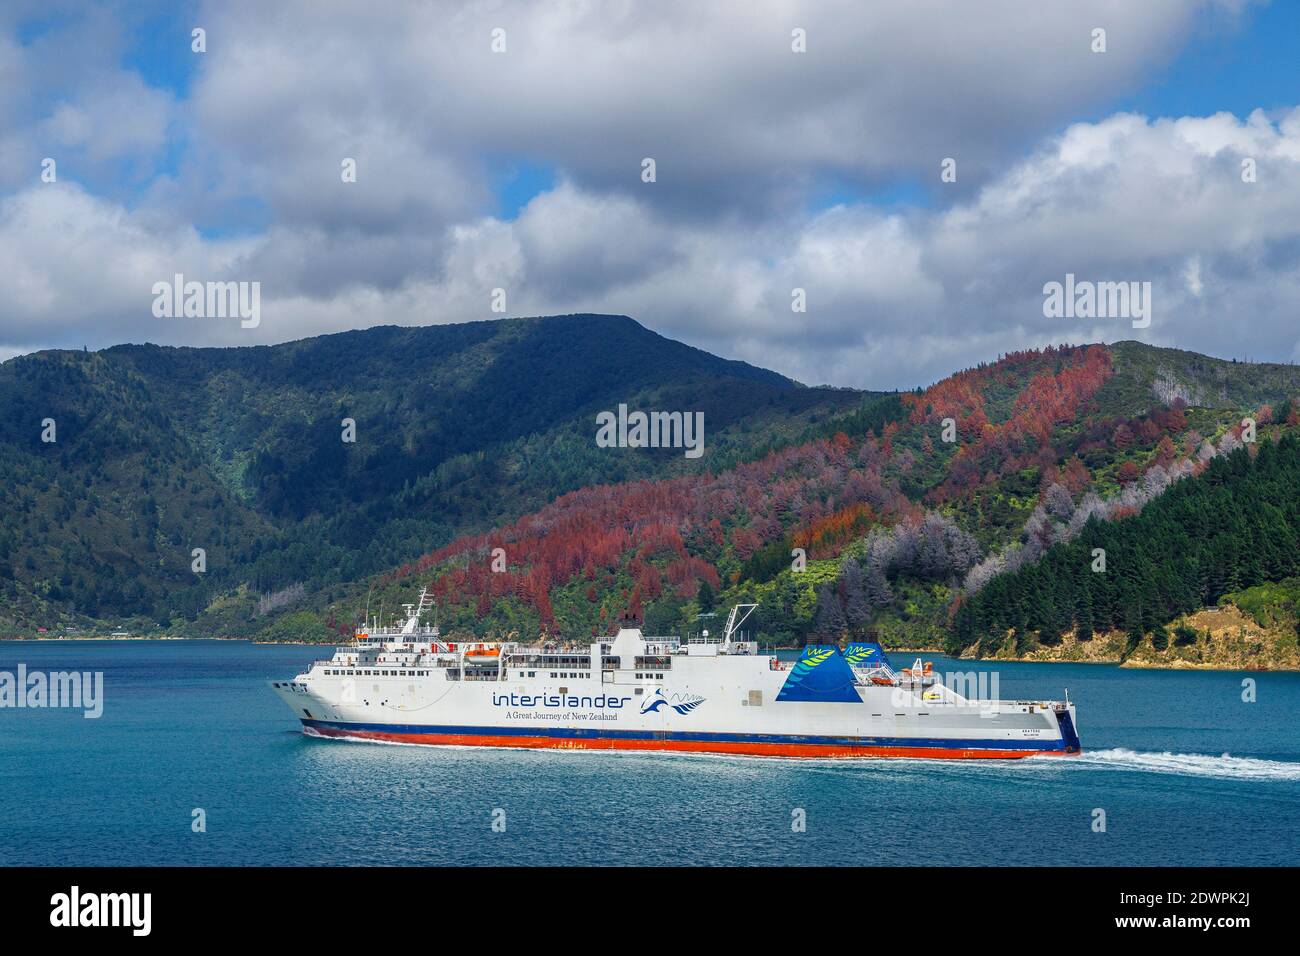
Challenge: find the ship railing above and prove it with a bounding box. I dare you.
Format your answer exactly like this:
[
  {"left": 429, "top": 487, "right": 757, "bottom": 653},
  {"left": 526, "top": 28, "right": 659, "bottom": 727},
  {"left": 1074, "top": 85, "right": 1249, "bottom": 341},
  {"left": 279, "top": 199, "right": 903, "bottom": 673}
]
[
  {"left": 357, "top": 624, "right": 445, "bottom": 635},
  {"left": 311, "top": 655, "right": 465, "bottom": 671}
]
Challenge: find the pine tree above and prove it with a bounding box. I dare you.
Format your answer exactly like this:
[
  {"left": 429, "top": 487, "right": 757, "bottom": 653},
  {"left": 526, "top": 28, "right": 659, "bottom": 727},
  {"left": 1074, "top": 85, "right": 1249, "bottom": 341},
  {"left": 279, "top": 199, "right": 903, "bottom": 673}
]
[
  {"left": 697, "top": 579, "right": 716, "bottom": 613},
  {"left": 1075, "top": 589, "right": 1094, "bottom": 641},
  {"left": 840, "top": 558, "right": 872, "bottom": 632},
  {"left": 863, "top": 563, "right": 893, "bottom": 607},
  {"left": 813, "top": 585, "right": 848, "bottom": 640}
]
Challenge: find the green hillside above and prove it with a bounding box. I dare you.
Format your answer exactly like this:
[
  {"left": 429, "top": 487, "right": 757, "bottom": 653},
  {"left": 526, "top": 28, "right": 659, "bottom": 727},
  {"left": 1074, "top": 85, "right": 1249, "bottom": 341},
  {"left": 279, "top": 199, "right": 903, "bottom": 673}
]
[
  {"left": 4, "top": 322, "right": 1298, "bottom": 650},
  {"left": 301, "top": 341, "right": 1300, "bottom": 651},
  {"left": 952, "top": 434, "right": 1300, "bottom": 657},
  {"left": 0, "top": 315, "right": 864, "bottom": 635}
]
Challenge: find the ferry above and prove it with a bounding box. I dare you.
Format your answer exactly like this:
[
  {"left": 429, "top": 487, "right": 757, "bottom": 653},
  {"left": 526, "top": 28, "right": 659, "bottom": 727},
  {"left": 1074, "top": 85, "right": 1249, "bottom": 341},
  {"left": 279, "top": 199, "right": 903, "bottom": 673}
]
[{"left": 271, "top": 590, "right": 1081, "bottom": 759}]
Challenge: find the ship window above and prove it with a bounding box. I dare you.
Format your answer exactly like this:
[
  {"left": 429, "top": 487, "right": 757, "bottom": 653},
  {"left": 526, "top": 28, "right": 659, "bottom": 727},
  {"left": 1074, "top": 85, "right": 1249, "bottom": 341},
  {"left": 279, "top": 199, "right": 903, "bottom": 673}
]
[
  {"left": 528, "top": 671, "right": 536, "bottom": 677},
  {"left": 549, "top": 673, "right": 556, "bottom": 678}
]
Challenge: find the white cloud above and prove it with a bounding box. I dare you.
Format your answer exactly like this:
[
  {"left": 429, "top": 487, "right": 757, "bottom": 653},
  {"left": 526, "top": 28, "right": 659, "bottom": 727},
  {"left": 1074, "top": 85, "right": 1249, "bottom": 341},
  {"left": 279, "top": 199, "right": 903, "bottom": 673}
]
[
  {"left": 2, "top": 1, "right": 1297, "bottom": 390},
  {"left": 0, "top": 183, "right": 258, "bottom": 344}
]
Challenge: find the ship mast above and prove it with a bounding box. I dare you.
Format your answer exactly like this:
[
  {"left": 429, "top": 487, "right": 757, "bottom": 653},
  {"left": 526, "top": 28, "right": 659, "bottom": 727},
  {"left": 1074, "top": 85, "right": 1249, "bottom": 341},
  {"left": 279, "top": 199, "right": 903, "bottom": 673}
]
[
  {"left": 400, "top": 586, "right": 435, "bottom": 635},
  {"left": 721, "top": 603, "right": 757, "bottom": 651}
]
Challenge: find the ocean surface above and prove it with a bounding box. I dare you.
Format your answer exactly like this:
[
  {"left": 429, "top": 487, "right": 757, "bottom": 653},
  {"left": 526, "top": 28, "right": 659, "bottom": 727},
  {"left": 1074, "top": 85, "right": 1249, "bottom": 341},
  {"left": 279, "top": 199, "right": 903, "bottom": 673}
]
[{"left": 1, "top": 640, "right": 1297, "bottom": 866}]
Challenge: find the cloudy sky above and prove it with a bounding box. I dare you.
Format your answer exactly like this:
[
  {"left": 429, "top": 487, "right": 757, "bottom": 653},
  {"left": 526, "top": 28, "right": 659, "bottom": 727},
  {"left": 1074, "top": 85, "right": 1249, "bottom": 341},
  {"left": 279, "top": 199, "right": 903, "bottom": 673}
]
[{"left": 1, "top": 0, "right": 1298, "bottom": 389}]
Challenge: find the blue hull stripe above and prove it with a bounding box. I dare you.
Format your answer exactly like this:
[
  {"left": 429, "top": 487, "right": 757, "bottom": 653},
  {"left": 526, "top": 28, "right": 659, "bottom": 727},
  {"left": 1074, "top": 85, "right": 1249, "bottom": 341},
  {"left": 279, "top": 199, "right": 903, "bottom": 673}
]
[{"left": 301, "top": 718, "right": 1069, "bottom": 752}]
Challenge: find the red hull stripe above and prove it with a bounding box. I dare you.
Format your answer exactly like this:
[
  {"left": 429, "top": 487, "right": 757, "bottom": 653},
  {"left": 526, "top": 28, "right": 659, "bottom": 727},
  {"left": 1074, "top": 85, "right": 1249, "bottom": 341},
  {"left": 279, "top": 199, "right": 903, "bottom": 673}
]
[{"left": 303, "top": 723, "right": 1076, "bottom": 760}]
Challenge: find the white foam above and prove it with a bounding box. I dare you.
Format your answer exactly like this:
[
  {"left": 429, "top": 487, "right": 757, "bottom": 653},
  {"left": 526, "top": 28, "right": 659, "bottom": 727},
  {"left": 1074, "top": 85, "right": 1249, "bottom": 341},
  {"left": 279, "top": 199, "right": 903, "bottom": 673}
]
[
  {"left": 1071, "top": 748, "right": 1300, "bottom": 781},
  {"left": 300, "top": 730, "right": 1300, "bottom": 781}
]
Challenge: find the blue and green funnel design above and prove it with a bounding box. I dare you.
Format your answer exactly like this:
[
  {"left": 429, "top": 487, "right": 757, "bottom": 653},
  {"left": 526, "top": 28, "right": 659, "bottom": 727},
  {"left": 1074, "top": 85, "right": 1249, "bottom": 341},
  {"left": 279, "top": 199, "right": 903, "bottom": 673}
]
[
  {"left": 775, "top": 645, "right": 862, "bottom": 702},
  {"left": 843, "top": 642, "right": 886, "bottom": 667}
]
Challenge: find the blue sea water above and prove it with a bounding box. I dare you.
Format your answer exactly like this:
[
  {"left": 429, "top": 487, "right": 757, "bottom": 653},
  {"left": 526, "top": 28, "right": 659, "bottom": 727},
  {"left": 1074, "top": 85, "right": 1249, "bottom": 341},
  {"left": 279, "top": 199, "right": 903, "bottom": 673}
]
[{"left": 1, "top": 640, "right": 1297, "bottom": 866}]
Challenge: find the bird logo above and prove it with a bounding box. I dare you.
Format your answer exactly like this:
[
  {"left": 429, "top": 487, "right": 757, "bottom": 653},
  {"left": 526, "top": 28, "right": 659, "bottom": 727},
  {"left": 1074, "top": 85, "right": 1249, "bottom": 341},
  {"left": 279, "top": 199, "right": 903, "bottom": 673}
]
[{"left": 640, "top": 687, "right": 706, "bottom": 716}]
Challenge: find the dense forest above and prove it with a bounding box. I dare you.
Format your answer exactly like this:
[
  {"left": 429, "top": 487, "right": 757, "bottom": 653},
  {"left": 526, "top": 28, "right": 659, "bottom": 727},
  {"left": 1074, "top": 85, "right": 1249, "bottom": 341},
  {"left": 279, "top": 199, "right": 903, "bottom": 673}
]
[
  {"left": 951, "top": 434, "right": 1300, "bottom": 656},
  {"left": 0, "top": 315, "right": 864, "bottom": 633},
  {"left": 356, "top": 339, "right": 1299, "bottom": 649},
  {"left": 3, "top": 316, "right": 1299, "bottom": 650}
]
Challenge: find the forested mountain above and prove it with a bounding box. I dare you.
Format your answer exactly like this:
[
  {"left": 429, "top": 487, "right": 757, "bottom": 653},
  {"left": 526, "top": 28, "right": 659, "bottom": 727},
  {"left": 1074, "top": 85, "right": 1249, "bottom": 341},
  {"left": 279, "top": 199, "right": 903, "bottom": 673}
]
[
  {"left": 316, "top": 339, "right": 1300, "bottom": 653},
  {"left": 4, "top": 320, "right": 1298, "bottom": 652},
  {"left": 0, "top": 315, "right": 864, "bottom": 634}
]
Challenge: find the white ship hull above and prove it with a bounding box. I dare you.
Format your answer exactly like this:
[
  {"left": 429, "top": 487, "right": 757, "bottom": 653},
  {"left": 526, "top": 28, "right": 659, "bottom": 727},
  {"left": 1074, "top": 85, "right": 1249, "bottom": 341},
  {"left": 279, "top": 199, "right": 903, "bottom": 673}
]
[{"left": 273, "top": 613, "right": 1081, "bottom": 760}]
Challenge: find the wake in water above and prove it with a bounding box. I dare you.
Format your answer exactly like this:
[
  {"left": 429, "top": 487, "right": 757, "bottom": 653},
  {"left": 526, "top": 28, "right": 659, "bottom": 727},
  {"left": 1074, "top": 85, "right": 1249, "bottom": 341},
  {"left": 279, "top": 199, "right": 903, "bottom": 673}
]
[
  {"left": 1071, "top": 748, "right": 1300, "bottom": 781},
  {"left": 299, "top": 730, "right": 1300, "bottom": 781}
]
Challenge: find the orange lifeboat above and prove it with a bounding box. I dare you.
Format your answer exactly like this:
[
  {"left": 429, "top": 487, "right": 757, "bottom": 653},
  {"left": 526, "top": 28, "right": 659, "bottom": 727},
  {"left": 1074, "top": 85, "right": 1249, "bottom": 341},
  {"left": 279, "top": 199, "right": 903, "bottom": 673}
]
[{"left": 464, "top": 644, "right": 501, "bottom": 662}]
